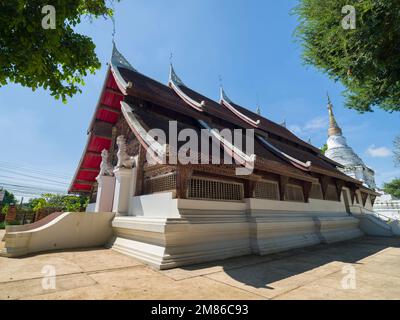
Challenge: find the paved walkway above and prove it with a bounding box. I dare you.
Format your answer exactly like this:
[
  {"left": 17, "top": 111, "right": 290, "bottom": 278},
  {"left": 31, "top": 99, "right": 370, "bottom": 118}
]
[{"left": 0, "top": 236, "right": 399, "bottom": 299}]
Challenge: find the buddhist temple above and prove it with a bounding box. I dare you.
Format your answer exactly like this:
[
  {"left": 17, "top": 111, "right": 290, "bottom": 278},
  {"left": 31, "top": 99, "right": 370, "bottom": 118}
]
[{"left": 64, "top": 44, "right": 381, "bottom": 269}]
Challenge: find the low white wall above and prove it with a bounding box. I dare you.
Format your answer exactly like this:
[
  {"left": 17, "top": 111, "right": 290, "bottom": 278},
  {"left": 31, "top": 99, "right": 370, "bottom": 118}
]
[{"left": 1, "top": 212, "right": 115, "bottom": 257}]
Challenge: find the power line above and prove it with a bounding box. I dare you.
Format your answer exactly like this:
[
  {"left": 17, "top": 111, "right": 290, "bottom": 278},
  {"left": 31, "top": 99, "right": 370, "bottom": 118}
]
[
  {"left": 0, "top": 171, "right": 69, "bottom": 186},
  {"left": 0, "top": 166, "right": 70, "bottom": 182},
  {"left": 0, "top": 182, "right": 66, "bottom": 194},
  {"left": 0, "top": 160, "right": 73, "bottom": 179}
]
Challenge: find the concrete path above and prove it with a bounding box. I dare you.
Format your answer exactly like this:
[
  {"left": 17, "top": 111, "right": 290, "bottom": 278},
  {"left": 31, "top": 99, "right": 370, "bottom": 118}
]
[{"left": 0, "top": 236, "right": 399, "bottom": 300}]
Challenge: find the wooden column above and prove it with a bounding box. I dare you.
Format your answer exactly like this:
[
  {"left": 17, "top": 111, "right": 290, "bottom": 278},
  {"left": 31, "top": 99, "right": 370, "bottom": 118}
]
[
  {"left": 370, "top": 195, "right": 377, "bottom": 206},
  {"left": 335, "top": 179, "right": 345, "bottom": 202},
  {"left": 320, "top": 176, "right": 329, "bottom": 200},
  {"left": 302, "top": 181, "right": 312, "bottom": 203},
  {"left": 279, "top": 176, "right": 288, "bottom": 201},
  {"left": 134, "top": 145, "right": 146, "bottom": 196},
  {"left": 176, "top": 166, "right": 193, "bottom": 199},
  {"left": 361, "top": 192, "right": 368, "bottom": 207},
  {"left": 349, "top": 186, "right": 357, "bottom": 204}
]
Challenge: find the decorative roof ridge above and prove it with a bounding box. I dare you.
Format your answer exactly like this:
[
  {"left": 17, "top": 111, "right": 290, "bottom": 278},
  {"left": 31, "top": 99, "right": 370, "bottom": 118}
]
[
  {"left": 198, "top": 119, "right": 256, "bottom": 165},
  {"left": 256, "top": 135, "right": 312, "bottom": 171},
  {"left": 120, "top": 101, "right": 167, "bottom": 157},
  {"left": 110, "top": 42, "right": 137, "bottom": 94},
  {"left": 111, "top": 42, "right": 137, "bottom": 72},
  {"left": 168, "top": 64, "right": 205, "bottom": 112},
  {"left": 219, "top": 87, "right": 260, "bottom": 128},
  {"left": 169, "top": 64, "right": 185, "bottom": 87},
  {"left": 220, "top": 87, "right": 233, "bottom": 104}
]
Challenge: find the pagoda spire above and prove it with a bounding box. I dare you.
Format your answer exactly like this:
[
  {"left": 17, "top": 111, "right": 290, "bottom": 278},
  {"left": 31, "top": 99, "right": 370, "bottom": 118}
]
[{"left": 327, "top": 93, "right": 342, "bottom": 137}]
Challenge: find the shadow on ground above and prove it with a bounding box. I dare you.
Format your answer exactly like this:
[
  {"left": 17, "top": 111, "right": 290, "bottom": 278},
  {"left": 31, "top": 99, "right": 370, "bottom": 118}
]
[{"left": 177, "top": 236, "right": 400, "bottom": 292}]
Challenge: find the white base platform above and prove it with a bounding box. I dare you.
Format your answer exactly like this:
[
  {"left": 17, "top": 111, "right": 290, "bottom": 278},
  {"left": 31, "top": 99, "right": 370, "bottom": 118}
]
[{"left": 109, "top": 196, "right": 363, "bottom": 269}]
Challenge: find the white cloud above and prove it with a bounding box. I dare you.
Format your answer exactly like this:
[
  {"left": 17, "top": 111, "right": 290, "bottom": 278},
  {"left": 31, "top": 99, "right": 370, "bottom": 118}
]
[
  {"left": 304, "top": 116, "right": 328, "bottom": 131},
  {"left": 366, "top": 145, "right": 392, "bottom": 158},
  {"left": 288, "top": 116, "right": 328, "bottom": 136}
]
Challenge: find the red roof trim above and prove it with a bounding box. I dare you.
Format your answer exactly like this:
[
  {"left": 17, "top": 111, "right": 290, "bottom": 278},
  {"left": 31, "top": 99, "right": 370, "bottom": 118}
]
[{"left": 68, "top": 69, "right": 124, "bottom": 193}]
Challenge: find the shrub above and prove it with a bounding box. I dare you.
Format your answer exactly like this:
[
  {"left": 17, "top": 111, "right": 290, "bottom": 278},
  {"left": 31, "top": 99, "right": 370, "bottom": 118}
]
[{"left": 6, "top": 220, "right": 21, "bottom": 226}]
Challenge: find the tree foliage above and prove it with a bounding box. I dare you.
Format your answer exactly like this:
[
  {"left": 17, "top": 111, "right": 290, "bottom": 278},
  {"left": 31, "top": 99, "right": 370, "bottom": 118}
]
[
  {"left": 0, "top": 1, "right": 117, "bottom": 102},
  {"left": 1, "top": 190, "right": 16, "bottom": 206},
  {"left": 294, "top": 0, "right": 400, "bottom": 112},
  {"left": 383, "top": 178, "right": 400, "bottom": 199},
  {"left": 0, "top": 189, "right": 16, "bottom": 215},
  {"left": 320, "top": 143, "right": 328, "bottom": 155},
  {"left": 28, "top": 193, "right": 89, "bottom": 212}
]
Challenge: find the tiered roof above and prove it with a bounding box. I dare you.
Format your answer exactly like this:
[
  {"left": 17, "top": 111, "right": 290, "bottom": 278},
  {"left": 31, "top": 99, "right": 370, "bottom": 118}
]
[{"left": 69, "top": 45, "right": 363, "bottom": 193}]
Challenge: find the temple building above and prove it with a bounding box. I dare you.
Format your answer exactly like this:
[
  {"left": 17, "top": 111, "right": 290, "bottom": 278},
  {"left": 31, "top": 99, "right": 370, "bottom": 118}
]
[
  {"left": 64, "top": 44, "right": 380, "bottom": 269},
  {"left": 325, "top": 97, "right": 376, "bottom": 189}
]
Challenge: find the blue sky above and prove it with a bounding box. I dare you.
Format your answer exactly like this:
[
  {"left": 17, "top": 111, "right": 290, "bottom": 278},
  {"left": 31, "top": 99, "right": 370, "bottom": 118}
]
[{"left": 0, "top": 0, "right": 399, "bottom": 198}]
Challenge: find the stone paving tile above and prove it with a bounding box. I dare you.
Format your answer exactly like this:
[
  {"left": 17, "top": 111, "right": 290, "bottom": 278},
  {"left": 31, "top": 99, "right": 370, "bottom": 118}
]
[
  {"left": 52, "top": 248, "right": 143, "bottom": 272},
  {"left": 0, "top": 255, "right": 83, "bottom": 283},
  {"left": 273, "top": 282, "right": 368, "bottom": 300},
  {"left": 0, "top": 236, "right": 399, "bottom": 300},
  {"left": 0, "top": 273, "right": 96, "bottom": 300},
  {"left": 205, "top": 262, "right": 319, "bottom": 299},
  {"left": 161, "top": 245, "right": 332, "bottom": 281},
  {"left": 161, "top": 254, "right": 278, "bottom": 281},
  {"left": 276, "top": 269, "right": 400, "bottom": 300},
  {"left": 25, "top": 267, "right": 262, "bottom": 300}
]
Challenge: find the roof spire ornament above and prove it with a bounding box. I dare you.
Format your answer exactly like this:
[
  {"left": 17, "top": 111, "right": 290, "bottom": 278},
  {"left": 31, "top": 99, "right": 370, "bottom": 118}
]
[
  {"left": 219, "top": 86, "right": 232, "bottom": 104},
  {"left": 256, "top": 93, "right": 261, "bottom": 115},
  {"left": 109, "top": 3, "right": 136, "bottom": 73},
  {"left": 280, "top": 119, "right": 287, "bottom": 128},
  {"left": 111, "top": 42, "right": 137, "bottom": 72},
  {"left": 111, "top": 13, "right": 116, "bottom": 44},
  {"left": 326, "top": 92, "right": 342, "bottom": 137},
  {"left": 169, "top": 59, "right": 185, "bottom": 87}
]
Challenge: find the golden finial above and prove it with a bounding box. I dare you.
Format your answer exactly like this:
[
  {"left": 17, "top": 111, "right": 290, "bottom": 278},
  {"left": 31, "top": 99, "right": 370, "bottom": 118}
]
[{"left": 326, "top": 93, "right": 342, "bottom": 136}]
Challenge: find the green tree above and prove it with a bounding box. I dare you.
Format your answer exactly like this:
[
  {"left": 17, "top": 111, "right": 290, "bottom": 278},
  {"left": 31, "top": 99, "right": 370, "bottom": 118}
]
[
  {"left": 320, "top": 143, "right": 328, "bottom": 155},
  {"left": 1, "top": 204, "right": 9, "bottom": 215},
  {"left": 294, "top": 0, "right": 400, "bottom": 112},
  {"left": 0, "top": 1, "right": 118, "bottom": 102},
  {"left": 383, "top": 178, "right": 400, "bottom": 199},
  {"left": 1, "top": 190, "right": 16, "bottom": 206},
  {"left": 28, "top": 193, "right": 88, "bottom": 212}
]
